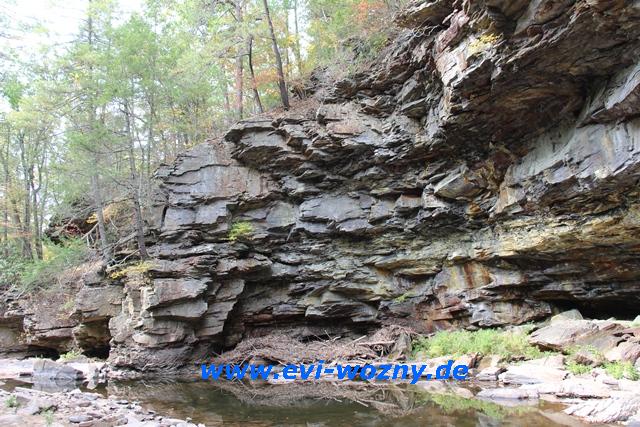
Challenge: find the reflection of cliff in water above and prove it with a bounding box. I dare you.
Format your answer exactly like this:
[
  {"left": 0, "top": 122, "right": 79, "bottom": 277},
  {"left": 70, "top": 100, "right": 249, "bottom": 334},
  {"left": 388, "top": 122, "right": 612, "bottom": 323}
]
[{"left": 105, "top": 380, "right": 591, "bottom": 427}]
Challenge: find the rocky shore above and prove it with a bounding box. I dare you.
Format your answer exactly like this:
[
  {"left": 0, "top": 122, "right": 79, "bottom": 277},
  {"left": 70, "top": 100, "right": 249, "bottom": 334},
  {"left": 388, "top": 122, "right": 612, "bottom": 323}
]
[
  {"left": 0, "top": 386, "right": 203, "bottom": 427},
  {"left": 2, "top": 311, "right": 640, "bottom": 426}
]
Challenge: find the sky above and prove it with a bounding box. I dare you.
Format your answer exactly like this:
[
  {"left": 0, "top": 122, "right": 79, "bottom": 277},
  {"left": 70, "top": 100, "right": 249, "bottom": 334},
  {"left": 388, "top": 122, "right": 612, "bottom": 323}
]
[{"left": 1, "top": 0, "right": 143, "bottom": 51}]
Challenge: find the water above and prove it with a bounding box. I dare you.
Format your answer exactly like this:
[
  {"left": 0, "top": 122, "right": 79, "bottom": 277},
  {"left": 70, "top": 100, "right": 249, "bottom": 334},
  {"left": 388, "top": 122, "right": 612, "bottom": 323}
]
[{"left": 2, "top": 378, "right": 602, "bottom": 426}]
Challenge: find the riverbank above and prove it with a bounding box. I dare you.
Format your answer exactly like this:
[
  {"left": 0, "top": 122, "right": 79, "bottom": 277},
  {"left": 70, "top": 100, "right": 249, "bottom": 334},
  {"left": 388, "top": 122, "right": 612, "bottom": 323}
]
[
  {"left": 2, "top": 311, "right": 640, "bottom": 426},
  {"left": 0, "top": 385, "right": 203, "bottom": 427}
]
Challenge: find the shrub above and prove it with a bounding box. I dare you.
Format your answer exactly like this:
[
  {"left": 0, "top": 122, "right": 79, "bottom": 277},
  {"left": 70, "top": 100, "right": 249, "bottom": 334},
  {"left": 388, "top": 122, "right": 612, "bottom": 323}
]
[
  {"left": 5, "top": 395, "right": 18, "bottom": 408},
  {"left": 17, "top": 238, "right": 88, "bottom": 293},
  {"left": 0, "top": 242, "right": 27, "bottom": 288},
  {"left": 59, "top": 349, "right": 83, "bottom": 362},
  {"left": 604, "top": 361, "right": 640, "bottom": 380},
  {"left": 566, "top": 361, "right": 592, "bottom": 375},
  {"left": 43, "top": 409, "right": 55, "bottom": 426},
  {"left": 412, "top": 328, "right": 547, "bottom": 360},
  {"left": 228, "top": 221, "right": 254, "bottom": 241}
]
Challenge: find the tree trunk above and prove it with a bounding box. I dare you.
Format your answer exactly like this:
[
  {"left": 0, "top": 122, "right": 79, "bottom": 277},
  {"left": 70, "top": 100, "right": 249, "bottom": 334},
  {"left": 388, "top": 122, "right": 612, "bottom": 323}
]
[
  {"left": 90, "top": 171, "right": 111, "bottom": 263},
  {"left": 293, "top": 0, "right": 303, "bottom": 74},
  {"left": 87, "top": 5, "right": 112, "bottom": 264},
  {"left": 17, "top": 133, "right": 33, "bottom": 259},
  {"left": 262, "top": 0, "right": 290, "bottom": 110},
  {"left": 247, "top": 34, "right": 264, "bottom": 114},
  {"left": 222, "top": 76, "right": 231, "bottom": 125},
  {"left": 125, "top": 101, "right": 148, "bottom": 259},
  {"left": 1, "top": 127, "right": 9, "bottom": 257},
  {"left": 29, "top": 163, "right": 42, "bottom": 260},
  {"left": 234, "top": 1, "right": 244, "bottom": 120},
  {"left": 284, "top": 6, "right": 291, "bottom": 79}
]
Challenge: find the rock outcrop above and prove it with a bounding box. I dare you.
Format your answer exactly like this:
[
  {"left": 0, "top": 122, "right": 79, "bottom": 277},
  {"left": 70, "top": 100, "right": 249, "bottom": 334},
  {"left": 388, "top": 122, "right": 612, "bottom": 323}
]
[{"left": 3, "top": 0, "right": 640, "bottom": 371}]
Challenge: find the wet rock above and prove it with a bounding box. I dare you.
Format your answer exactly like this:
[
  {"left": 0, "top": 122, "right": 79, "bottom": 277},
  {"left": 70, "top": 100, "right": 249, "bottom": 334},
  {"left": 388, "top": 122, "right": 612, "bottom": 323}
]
[
  {"left": 33, "top": 360, "right": 83, "bottom": 381},
  {"left": 476, "top": 366, "right": 505, "bottom": 382},
  {"left": 476, "top": 388, "right": 539, "bottom": 400}
]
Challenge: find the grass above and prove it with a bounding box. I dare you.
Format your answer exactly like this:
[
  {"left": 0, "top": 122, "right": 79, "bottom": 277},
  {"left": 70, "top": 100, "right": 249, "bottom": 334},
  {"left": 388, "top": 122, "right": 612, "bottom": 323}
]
[
  {"left": 604, "top": 361, "right": 640, "bottom": 380},
  {"left": 5, "top": 395, "right": 18, "bottom": 408},
  {"left": 59, "top": 349, "right": 83, "bottom": 362},
  {"left": 412, "top": 328, "right": 548, "bottom": 360},
  {"left": 566, "top": 361, "right": 592, "bottom": 375},
  {"left": 228, "top": 221, "right": 254, "bottom": 241},
  {"left": 42, "top": 409, "right": 55, "bottom": 426}
]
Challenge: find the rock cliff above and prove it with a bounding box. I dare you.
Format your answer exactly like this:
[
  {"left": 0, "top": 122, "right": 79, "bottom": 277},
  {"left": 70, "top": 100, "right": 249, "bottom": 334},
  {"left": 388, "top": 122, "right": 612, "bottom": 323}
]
[{"left": 3, "top": 0, "right": 640, "bottom": 371}]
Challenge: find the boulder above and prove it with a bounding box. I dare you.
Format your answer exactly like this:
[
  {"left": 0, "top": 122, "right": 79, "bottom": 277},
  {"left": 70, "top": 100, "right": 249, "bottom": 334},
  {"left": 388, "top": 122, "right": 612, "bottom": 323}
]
[
  {"left": 499, "top": 356, "right": 567, "bottom": 385},
  {"left": 565, "top": 396, "right": 640, "bottom": 424},
  {"left": 32, "top": 360, "right": 83, "bottom": 381},
  {"left": 476, "top": 388, "right": 539, "bottom": 400}
]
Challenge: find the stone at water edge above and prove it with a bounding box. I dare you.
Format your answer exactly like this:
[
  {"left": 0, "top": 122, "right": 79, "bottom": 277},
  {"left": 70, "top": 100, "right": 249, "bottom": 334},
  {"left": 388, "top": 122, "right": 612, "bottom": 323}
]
[
  {"left": 565, "top": 396, "right": 640, "bottom": 424},
  {"left": 476, "top": 388, "right": 539, "bottom": 400},
  {"left": 498, "top": 355, "right": 567, "bottom": 385},
  {"left": 33, "top": 359, "right": 84, "bottom": 381},
  {"left": 476, "top": 366, "right": 505, "bottom": 381},
  {"left": 520, "top": 378, "right": 612, "bottom": 398}
]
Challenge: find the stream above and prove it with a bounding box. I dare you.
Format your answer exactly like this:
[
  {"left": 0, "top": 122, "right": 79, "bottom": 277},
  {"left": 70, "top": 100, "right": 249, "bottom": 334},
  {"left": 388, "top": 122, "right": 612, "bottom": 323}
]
[{"left": 1, "top": 377, "right": 602, "bottom": 426}]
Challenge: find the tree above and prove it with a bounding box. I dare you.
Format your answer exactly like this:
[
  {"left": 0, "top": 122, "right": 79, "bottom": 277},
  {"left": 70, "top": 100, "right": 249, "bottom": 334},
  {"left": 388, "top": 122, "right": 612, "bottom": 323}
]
[{"left": 262, "top": 0, "right": 290, "bottom": 110}]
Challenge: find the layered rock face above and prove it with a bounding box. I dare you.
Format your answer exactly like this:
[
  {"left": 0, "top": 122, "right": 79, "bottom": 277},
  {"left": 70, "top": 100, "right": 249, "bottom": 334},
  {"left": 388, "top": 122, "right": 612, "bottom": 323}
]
[
  {"left": 100, "top": 0, "right": 640, "bottom": 370},
  {"left": 4, "top": 0, "right": 640, "bottom": 370}
]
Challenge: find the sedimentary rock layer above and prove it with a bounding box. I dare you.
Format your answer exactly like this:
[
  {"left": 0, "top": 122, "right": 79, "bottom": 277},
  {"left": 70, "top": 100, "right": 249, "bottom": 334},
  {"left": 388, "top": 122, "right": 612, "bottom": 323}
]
[{"left": 2, "top": 0, "right": 640, "bottom": 370}]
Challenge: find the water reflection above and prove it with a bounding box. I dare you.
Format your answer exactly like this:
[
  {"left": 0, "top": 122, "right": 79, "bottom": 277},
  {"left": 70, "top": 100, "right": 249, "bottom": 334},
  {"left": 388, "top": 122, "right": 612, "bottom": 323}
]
[{"left": 104, "top": 379, "right": 593, "bottom": 427}]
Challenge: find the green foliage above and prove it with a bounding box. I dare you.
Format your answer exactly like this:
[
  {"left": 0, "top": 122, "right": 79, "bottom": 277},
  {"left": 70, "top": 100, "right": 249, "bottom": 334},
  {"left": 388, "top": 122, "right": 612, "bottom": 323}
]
[
  {"left": 412, "top": 329, "right": 547, "bottom": 360},
  {"left": 4, "top": 395, "right": 18, "bottom": 408},
  {"left": 305, "top": 0, "right": 409, "bottom": 73},
  {"left": 566, "top": 361, "right": 592, "bottom": 375},
  {"left": 16, "top": 238, "right": 89, "bottom": 294},
  {"left": 228, "top": 221, "right": 254, "bottom": 241},
  {"left": 393, "top": 292, "right": 413, "bottom": 303},
  {"left": 42, "top": 409, "right": 55, "bottom": 426},
  {"left": 59, "top": 349, "right": 84, "bottom": 362},
  {"left": 0, "top": 243, "right": 26, "bottom": 288},
  {"left": 604, "top": 361, "right": 640, "bottom": 380},
  {"left": 566, "top": 345, "right": 605, "bottom": 366}
]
